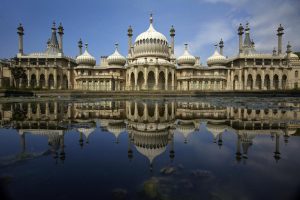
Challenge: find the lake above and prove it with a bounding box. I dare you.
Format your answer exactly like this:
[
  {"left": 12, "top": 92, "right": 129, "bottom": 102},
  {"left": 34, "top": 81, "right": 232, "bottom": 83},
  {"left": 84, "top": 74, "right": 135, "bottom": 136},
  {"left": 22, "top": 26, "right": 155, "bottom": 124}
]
[{"left": 0, "top": 97, "right": 300, "bottom": 200}]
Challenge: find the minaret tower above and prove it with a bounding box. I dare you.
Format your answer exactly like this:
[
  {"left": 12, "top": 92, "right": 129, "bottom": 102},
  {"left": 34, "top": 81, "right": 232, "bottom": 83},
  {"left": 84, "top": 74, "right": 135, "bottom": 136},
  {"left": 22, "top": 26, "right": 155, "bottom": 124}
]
[
  {"left": 127, "top": 25, "right": 133, "bottom": 56},
  {"left": 238, "top": 23, "right": 244, "bottom": 54},
  {"left": 78, "top": 38, "right": 83, "bottom": 55},
  {"left": 17, "top": 23, "right": 24, "bottom": 55},
  {"left": 57, "top": 22, "right": 64, "bottom": 53},
  {"left": 219, "top": 38, "right": 224, "bottom": 55},
  {"left": 277, "top": 24, "right": 284, "bottom": 55},
  {"left": 170, "top": 25, "right": 175, "bottom": 56}
]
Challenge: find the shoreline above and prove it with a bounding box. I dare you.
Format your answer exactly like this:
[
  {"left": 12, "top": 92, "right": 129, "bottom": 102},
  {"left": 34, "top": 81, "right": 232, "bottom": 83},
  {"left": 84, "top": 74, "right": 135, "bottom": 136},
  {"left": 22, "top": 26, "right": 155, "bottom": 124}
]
[{"left": 1, "top": 89, "right": 300, "bottom": 98}]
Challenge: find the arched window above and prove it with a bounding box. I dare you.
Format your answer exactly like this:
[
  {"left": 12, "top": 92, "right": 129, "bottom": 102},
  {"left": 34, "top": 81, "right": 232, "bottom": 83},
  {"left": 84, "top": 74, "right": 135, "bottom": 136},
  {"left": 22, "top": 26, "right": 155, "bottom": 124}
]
[{"left": 295, "top": 71, "right": 298, "bottom": 78}]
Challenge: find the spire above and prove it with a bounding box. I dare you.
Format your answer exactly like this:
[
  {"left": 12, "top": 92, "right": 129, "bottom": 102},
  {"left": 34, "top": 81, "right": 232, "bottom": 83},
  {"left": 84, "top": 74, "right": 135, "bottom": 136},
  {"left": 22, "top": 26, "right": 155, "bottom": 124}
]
[
  {"left": 58, "top": 22, "right": 64, "bottom": 35},
  {"left": 286, "top": 41, "right": 292, "bottom": 54},
  {"left": 127, "top": 25, "right": 133, "bottom": 36},
  {"left": 78, "top": 38, "right": 83, "bottom": 55},
  {"left": 45, "top": 21, "right": 60, "bottom": 54},
  {"left": 17, "top": 23, "right": 24, "bottom": 36},
  {"left": 219, "top": 38, "right": 224, "bottom": 55},
  {"left": 184, "top": 43, "right": 188, "bottom": 51},
  {"left": 277, "top": 24, "right": 284, "bottom": 36},
  {"left": 170, "top": 25, "right": 175, "bottom": 36},
  {"left": 150, "top": 12, "right": 153, "bottom": 24},
  {"left": 238, "top": 23, "right": 244, "bottom": 35},
  {"left": 243, "top": 22, "right": 256, "bottom": 54},
  {"left": 85, "top": 43, "right": 88, "bottom": 51},
  {"left": 115, "top": 43, "right": 119, "bottom": 51}
]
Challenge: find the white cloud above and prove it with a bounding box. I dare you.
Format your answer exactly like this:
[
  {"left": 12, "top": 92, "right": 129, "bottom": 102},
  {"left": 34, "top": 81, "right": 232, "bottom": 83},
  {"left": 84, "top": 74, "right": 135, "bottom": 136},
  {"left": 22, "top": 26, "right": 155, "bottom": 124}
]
[{"left": 187, "top": 0, "right": 300, "bottom": 63}]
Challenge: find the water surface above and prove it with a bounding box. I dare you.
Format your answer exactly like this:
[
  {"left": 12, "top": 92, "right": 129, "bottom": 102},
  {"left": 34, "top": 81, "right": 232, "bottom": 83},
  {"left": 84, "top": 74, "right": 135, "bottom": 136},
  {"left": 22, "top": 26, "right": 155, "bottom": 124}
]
[{"left": 0, "top": 97, "right": 300, "bottom": 200}]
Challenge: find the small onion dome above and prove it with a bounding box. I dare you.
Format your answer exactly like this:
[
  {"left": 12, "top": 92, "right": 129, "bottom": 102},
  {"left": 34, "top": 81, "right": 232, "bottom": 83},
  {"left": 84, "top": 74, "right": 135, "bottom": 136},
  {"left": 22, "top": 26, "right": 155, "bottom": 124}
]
[
  {"left": 177, "top": 44, "right": 196, "bottom": 66},
  {"left": 76, "top": 43, "right": 96, "bottom": 66},
  {"left": 284, "top": 42, "right": 300, "bottom": 64},
  {"left": 207, "top": 46, "right": 227, "bottom": 66},
  {"left": 107, "top": 44, "right": 126, "bottom": 66}
]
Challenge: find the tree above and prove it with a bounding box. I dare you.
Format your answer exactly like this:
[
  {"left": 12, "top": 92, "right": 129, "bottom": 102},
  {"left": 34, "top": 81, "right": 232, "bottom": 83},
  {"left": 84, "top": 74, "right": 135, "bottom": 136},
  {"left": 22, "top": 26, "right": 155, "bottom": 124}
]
[{"left": 10, "top": 66, "right": 26, "bottom": 88}]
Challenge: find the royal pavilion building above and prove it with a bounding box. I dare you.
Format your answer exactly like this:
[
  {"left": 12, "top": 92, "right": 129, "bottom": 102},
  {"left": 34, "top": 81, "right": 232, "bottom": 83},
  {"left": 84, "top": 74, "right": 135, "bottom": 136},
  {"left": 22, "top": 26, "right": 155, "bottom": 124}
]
[{"left": 0, "top": 14, "right": 299, "bottom": 91}]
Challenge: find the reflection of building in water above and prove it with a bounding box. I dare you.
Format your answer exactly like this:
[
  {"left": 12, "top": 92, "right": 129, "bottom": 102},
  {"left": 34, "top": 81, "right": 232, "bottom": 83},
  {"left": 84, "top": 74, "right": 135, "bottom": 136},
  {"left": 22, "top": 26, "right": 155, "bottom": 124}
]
[
  {"left": 126, "top": 101, "right": 176, "bottom": 169},
  {"left": 0, "top": 100, "right": 299, "bottom": 166}
]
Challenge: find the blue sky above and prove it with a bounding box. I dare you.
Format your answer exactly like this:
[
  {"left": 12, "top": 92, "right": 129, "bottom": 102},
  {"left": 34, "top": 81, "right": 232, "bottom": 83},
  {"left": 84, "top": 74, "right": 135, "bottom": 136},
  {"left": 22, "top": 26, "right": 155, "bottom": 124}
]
[{"left": 0, "top": 0, "right": 299, "bottom": 63}]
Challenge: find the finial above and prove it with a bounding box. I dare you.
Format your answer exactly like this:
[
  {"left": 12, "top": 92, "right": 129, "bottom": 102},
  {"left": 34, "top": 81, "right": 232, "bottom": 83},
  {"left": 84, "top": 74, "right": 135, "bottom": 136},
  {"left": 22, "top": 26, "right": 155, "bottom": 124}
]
[
  {"left": 85, "top": 43, "right": 88, "bottom": 50},
  {"left": 219, "top": 38, "right": 224, "bottom": 46},
  {"left": 58, "top": 22, "right": 64, "bottom": 34},
  {"left": 245, "top": 22, "right": 250, "bottom": 31},
  {"left": 184, "top": 43, "right": 188, "bottom": 50},
  {"left": 52, "top": 21, "right": 56, "bottom": 30},
  {"left": 115, "top": 43, "right": 119, "bottom": 50},
  {"left": 150, "top": 12, "right": 153, "bottom": 24},
  {"left": 17, "top": 23, "right": 24, "bottom": 35},
  {"left": 214, "top": 43, "right": 218, "bottom": 50}
]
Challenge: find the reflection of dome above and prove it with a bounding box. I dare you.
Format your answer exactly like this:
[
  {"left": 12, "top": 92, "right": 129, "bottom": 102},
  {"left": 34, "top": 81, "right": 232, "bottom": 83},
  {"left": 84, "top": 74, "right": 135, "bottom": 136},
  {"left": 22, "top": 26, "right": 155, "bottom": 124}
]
[
  {"left": 132, "top": 130, "right": 169, "bottom": 164},
  {"left": 287, "top": 129, "right": 297, "bottom": 135},
  {"left": 207, "top": 47, "right": 227, "bottom": 66},
  {"left": 77, "top": 128, "right": 95, "bottom": 140},
  {"left": 176, "top": 121, "right": 196, "bottom": 142},
  {"left": 107, "top": 44, "right": 126, "bottom": 66},
  {"left": 107, "top": 121, "right": 126, "bottom": 139},
  {"left": 206, "top": 123, "right": 227, "bottom": 139},
  {"left": 133, "top": 14, "right": 169, "bottom": 59},
  {"left": 177, "top": 44, "right": 196, "bottom": 66},
  {"left": 76, "top": 44, "right": 96, "bottom": 67}
]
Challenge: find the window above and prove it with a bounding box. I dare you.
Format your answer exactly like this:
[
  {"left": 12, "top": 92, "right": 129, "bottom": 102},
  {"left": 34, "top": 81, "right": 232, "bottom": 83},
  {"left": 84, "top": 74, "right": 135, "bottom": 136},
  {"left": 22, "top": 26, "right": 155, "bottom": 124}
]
[{"left": 295, "top": 71, "right": 298, "bottom": 78}]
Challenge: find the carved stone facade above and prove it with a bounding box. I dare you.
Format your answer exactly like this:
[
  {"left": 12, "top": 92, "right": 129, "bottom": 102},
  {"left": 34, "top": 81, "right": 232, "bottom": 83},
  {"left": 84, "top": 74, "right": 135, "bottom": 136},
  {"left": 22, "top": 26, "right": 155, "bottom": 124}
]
[{"left": 2, "top": 17, "right": 299, "bottom": 91}]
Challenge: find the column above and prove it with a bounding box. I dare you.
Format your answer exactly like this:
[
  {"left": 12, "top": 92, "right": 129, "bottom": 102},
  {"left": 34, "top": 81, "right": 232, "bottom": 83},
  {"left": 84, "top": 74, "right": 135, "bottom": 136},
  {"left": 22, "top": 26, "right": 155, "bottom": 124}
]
[
  {"left": 244, "top": 70, "right": 248, "bottom": 90},
  {"left": 36, "top": 70, "right": 40, "bottom": 88},
  {"left": 144, "top": 67, "right": 148, "bottom": 89},
  {"left": 54, "top": 69, "right": 57, "bottom": 89},
  {"left": 165, "top": 68, "right": 168, "bottom": 90},
  {"left": 171, "top": 70, "right": 175, "bottom": 90},
  {"left": 27, "top": 69, "right": 30, "bottom": 88},
  {"left": 68, "top": 70, "right": 71, "bottom": 89},
  {"left": 261, "top": 71, "right": 265, "bottom": 90},
  {"left": 155, "top": 66, "right": 158, "bottom": 90},
  {"left": 270, "top": 70, "right": 274, "bottom": 90},
  {"left": 45, "top": 69, "right": 49, "bottom": 88},
  {"left": 134, "top": 68, "right": 137, "bottom": 90}
]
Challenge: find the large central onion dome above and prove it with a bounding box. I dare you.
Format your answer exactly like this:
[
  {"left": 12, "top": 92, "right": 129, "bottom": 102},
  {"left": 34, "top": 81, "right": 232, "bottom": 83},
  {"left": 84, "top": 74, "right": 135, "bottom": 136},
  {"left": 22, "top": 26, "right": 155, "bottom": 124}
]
[
  {"left": 107, "top": 44, "right": 126, "bottom": 66},
  {"left": 76, "top": 43, "right": 96, "bottom": 67},
  {"left": 207, "top": 46, "right": 227, "bottom": 66},
  {"left": 177, "top": 44, "right": 196, "bottom": 66},
  {"left": 133, "top": 14, "right": 169, "bottom": 59}
]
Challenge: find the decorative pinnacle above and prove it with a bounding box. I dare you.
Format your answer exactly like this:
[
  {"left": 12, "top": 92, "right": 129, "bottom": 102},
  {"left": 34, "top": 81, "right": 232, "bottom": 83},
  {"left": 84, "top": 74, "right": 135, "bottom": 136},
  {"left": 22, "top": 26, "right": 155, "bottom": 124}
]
[
  {"left": 150, "top": 12, "right": 153, "bottom": 24},
  {"left": 52, "top": 21, "right": 56, "bottom": 31},
  {"left": 115, "top": 43, "right": 119, "bottom": 50},
  {"left": 286, "top": 41, "right": 292, "bottom": 53},
  {"left": 17, "top": 23, "right": 24, "bottom": 35},
  {"left": 238, "top": 23, "right": 244, "bottom": 35},
  {"left": 184, "top": 43, "right": 188, "bottom": 50},
  {"left": 58, "top": 22, "right": 64, "bottom": 35},
  {"left": 85, "top": 43, "right": 88, "bottom": 50},
  {"left": 277, "top": 24, "right": 284, "bottom": 36},
  {"left": 214, "top": 43, "right": 218, "bottom": 49},
  {"left": 78, "top": 38, "right": 83, "bottom": 47},
  {"left": 170, "top": 25, "right": 175, "bottom": 36},
  {"left": 245, "top": 22, "right": 250, "bottom": 32},
  {"left": 127, "top": 25, "right": 133, "bottom": 36},
  {"left": 219, "top": 38, "right": 224, "bottom": 47}
]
